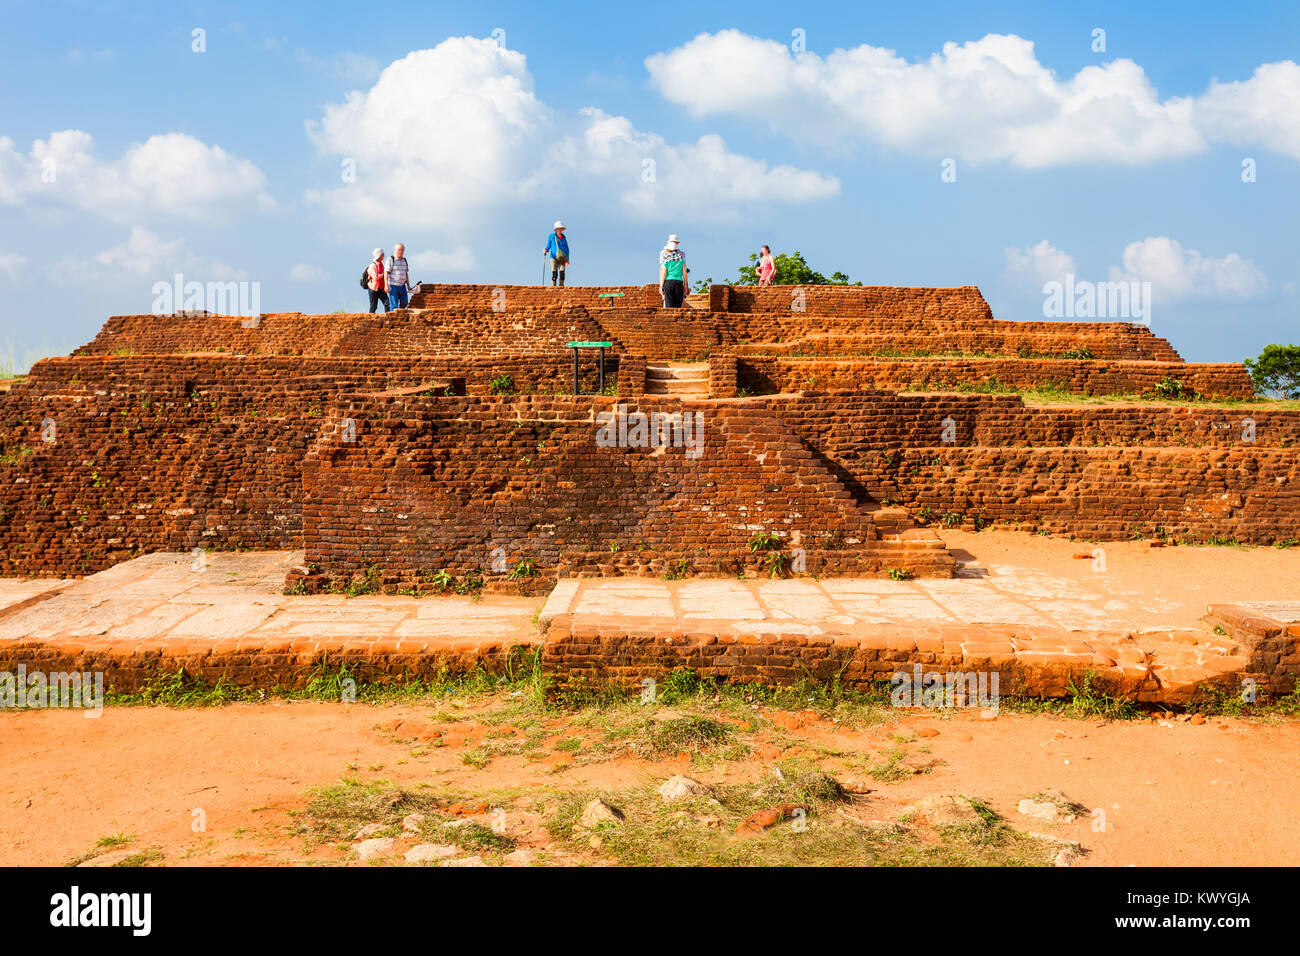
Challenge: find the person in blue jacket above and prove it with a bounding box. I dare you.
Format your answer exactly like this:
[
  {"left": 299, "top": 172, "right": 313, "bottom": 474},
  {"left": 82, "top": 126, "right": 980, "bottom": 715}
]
[{"left": 544, "top": 220, "right": 571, "bottom": 287}]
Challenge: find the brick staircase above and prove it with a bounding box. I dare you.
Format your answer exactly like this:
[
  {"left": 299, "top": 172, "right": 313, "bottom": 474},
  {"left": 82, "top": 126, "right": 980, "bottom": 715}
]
[{"left": 644, "top": 363, "right": 709, "bottom": 397}]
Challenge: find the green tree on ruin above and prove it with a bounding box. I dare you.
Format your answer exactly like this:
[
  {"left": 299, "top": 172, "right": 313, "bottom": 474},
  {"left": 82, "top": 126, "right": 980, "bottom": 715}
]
[
  {"left": 1245, "top": 344, "right": 1300, "bottom": 399},
  {"left": 733, "top": 250, "right": 860, "bottom": 286}
]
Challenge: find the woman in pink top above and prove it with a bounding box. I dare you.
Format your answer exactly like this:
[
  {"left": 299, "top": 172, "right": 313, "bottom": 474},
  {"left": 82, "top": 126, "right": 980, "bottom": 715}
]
[
  {"left": 366, "top": 247, "right": 390, "bottom": 314},
  {"left": 757, "top": 245, "right": 776, "bottom": 286}
]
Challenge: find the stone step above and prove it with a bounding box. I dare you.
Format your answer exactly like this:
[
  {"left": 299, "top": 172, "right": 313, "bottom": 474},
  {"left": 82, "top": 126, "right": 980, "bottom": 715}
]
[
  {"left": 646, "top": 370, "right": 708, "bottom": 383},
  {"left": 645, "top": 364, "right": 709, "bottom": 395},
  {"left": 644, "top": 381, "right": 709, "bottom": 395}
]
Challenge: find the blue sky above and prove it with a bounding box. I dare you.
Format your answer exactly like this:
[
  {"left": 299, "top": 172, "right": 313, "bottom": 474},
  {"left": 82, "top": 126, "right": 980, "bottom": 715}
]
[{"left": 1, "top": 0, "right": 1297, "bottom": 367}]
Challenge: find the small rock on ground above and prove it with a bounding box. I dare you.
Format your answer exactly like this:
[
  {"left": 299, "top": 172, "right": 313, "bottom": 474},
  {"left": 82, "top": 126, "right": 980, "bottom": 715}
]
[
  {"left": 1017, "top": 788, "right": 1080, "bottom": 823},
  {"left": 442, "top": 855, "right": 488, "bottom": 867},
  {"left": 658, "top": 775, "right": 708, "bottom": 802},
  {"left": 903, "top": 793, "right": 986, "bottom": 827},
  {"left": 404, "top": 843, "right": 459, "bottom": 864},
  {"left": 353, "top": 838, "right": 395, "bottom": 860},
  {"left": 576, "top": 798, "right": 625, "bottom": 830},
  {"left": 354, "top": 823, "right": 387, "bottom": 840}
]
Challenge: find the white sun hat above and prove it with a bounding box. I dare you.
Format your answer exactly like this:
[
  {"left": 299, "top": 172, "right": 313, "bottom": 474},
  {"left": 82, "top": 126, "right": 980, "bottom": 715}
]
[
  {"left": 666, "top": 234, "right": 680, "bottom": 245},
  {"left": 372, "top": 247, "right": 383, "bottom": 259},
  {"left": 554, "top": 220, "right": 566, "bottom": 229}
]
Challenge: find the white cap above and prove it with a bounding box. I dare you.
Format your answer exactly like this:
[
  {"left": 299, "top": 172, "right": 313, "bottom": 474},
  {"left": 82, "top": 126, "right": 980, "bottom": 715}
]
[
  {"left": 666, "top": 234, "right": 680, "bottom": 245},
  {"left": 553, "top": 220, "right": 566, "bottom": 229},
  {"left": 372, "top": 248, "right": 384, "bottom": 259}
]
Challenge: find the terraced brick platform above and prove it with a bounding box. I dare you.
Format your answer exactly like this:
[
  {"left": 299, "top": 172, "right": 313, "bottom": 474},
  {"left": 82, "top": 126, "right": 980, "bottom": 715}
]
[
  {"left": 2, "top": 546, "right": 1295, "bottom": 704},
  {"left": 0, "top": 553, "right": 541, "bottom": 690},
  {"left": 539, "top": 570, "right": 1261, "bottom": 702},
  {"left": 2, "top": 282, "right": 1297, "bottom": 702}
]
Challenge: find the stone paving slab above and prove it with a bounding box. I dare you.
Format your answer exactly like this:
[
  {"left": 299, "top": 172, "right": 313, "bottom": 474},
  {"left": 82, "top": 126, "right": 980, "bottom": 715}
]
[
  {"left": 0, "top": 551, "right": 1281, "bottom": 701},
  {"left": 543, "top": 563, "right": 1262, "bottom": 702},
  {"left": 0, "top": 553, "right": 543, "bottom": 671},
  {"left": 0, "top": 579, "right": 70, "bottom": 614}
]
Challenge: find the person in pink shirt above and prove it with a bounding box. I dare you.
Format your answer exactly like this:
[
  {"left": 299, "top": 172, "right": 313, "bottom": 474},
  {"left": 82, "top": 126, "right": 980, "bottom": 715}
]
[
  {"left": 365, "top": 247, "right": 389, "bottom": 313},
  {"left": 757, "top": 245, "right": 776, "bottom": 286}
]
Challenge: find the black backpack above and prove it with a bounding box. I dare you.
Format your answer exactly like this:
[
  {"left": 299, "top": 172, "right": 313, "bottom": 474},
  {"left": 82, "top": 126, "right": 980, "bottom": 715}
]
[{"left": 359, "top": 266, "right": 370, "bottom": 289}]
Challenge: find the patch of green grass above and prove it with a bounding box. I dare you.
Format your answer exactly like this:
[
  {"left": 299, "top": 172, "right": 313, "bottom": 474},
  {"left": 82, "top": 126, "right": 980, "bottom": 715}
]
[
  {"left": 866, "top": 749, "right": 911, "bottom": 782},
  {"left": 630, "top": 715, "right": 734, "bottom": 759},
  {"left": 301, "top": 781, "right": 515, "bottom": 856},
  {"left": 113, "top": 849, "right": 163, "bottom": 867},
  {"left": 345, "top": 564, "right": 383, "bottom": 596},
  {"left": 1063, "top": 671, "right": 1139, "bottom": 720},
  {"left": 106, "top": 669, "right": 246, "bottom": 707},
  {"left": 547, "top": 765, "right": 1055, "bottom": 866},
  {"left": 1183, "top": 681, "right": 1300, "bottom": 718},
  {"left": 105, "top": 650, "right": 550, "bottom": 710}
]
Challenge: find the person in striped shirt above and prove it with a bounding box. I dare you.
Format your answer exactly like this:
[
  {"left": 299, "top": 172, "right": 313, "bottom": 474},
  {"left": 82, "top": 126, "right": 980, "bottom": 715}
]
[{"left": 387, "top": 243, "right": 411, "bottom": 310}]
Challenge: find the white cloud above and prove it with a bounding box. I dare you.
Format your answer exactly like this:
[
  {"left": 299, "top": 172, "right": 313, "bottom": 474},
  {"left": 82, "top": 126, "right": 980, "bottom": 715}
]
[
  {"left": 288, "top": 263, "right": 330, "bottom": 282},
  {"left": 1006, "top": 235, "right": 1268, "bottom": 300},
  {"left": 1004, "top": 239, "right": 1077, "bottom": 287},
  {"left": 645, "top": 30, "right": 1300, "bottom": 166},
  {"left": 96, "top": 227, "right": 189, "bottom": 276},
  {"left": 0, "top": 130, "right": 274, "bottom": 221},
  {"left": 408, "top": 248, "right": 478, "bottom": 273},
  {"left": 94, "top": 226, "right": 247, "bottom": 281},
  {"left": 0, "top": 253, "right": 28, "bottom": 281},
  {"left": 563, "top": 108, "right": 838, "bottom": 219},
  {"left": 305, "top": 36, "right": 838, "bottom": 227},
  {"left": 1194, "top": 61, "right": 1300, "bottom": 160},
  {"left": 1107, "top": 236, "right": 1268, "bottom": 299}
]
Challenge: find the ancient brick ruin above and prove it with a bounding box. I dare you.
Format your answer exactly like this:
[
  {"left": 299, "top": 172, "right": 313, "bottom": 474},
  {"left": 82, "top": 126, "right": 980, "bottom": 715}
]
[{"left": 1, "top": 282, "right": 1297, "bottom": 699}]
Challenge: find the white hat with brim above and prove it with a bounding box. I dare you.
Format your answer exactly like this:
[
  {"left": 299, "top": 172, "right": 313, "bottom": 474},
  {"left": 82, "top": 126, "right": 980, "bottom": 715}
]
[
  {"left": 372, "top": 248, "right": 384, "bottom": 260},
  {"left": 667, "top": 234, "right": 679, "bottom": 244},
  {"left": 554, "top": 220, "right": 566, "bottom": 230}
]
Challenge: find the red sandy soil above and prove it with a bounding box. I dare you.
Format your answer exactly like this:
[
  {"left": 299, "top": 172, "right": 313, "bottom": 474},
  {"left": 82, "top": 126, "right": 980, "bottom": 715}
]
[{"left": 2, "top": 699, "right": 1296, "bottom": 867}]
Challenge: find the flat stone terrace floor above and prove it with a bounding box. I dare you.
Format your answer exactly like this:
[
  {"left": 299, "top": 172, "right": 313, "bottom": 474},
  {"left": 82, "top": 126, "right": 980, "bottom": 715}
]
[
  {"left": 1, "top": 533, "right": 1297, "bottom": 701},
  {"left": 0, "top": 552, "right": 541, "bottom": 670}
]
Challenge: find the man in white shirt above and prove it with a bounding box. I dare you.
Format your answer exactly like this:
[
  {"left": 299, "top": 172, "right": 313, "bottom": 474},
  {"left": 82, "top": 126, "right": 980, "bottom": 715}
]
[{"left": 387, "top": 243, "right": 411, "bottom": 309}]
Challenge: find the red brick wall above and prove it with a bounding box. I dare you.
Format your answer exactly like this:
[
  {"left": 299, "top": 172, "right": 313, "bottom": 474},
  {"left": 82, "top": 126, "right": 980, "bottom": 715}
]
[
  {"left": 295, "top": 394, "right": 952, "bottom": 591},
  {"left": 78, "top": 299, "right": 1183, "bottom": 367},
  {"left": 0, "top": 354, "right": 630, "bottom": 577},
  {"left": 737, "top": 356, "right": 1253, "bottom": 399},
  {"left": 720, "top": 284, "right": 994, "bottom": 319},
  {"left": 709, "top": 354, "right": 738, "bottom": 398},
  {"left": 732, "top": 325, "right": 1180, "bottom": 361},
  {"left": 78, "top": 308, "right": 616, "bottom": 359},
  {"left": 761, "top": 391, "right": 1300, "bottom": 542},
  {"left": 409, "top": 284, "right": 661, "bottom": 310}
]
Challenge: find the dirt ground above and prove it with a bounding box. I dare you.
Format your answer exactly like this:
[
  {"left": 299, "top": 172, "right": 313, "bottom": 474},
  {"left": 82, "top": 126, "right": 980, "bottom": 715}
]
[{"left": 3, "top": 696, "right": 1297, "bottom": 867}]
